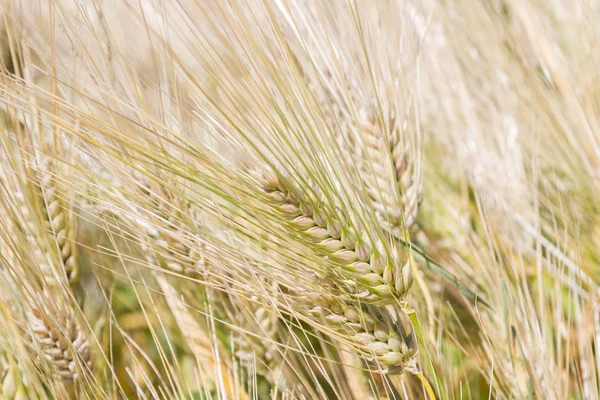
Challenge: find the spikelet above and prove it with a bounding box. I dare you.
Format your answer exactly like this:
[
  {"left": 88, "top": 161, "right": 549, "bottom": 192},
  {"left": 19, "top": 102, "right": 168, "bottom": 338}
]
[
  {"left": 28, "top": 307, "right": 92, "bottom": 385},
  {"left": 303, "top": 292, "right": 416, "bottom": 374},
  {"left": 256, "top": 171, "right": 413, "bottom": 304}
]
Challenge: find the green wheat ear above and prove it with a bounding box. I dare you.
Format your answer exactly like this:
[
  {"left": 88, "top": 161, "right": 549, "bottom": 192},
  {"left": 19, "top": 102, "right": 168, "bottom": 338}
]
[{"left": 256, "top": 170, "right": 413, "bottom": 304}]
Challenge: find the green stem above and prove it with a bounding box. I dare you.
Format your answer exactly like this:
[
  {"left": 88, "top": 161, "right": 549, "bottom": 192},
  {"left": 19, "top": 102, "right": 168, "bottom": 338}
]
[{"left": 405, "top": 307, "right": 448, "bottom": 400}]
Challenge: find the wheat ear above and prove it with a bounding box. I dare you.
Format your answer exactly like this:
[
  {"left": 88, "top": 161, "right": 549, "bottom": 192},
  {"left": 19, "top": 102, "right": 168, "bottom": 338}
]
[
  {"left": 234, "top": 297, "right": 282, "bottom": 384},
  {"left": 304, "top": 292, "right": 416, "bottom": 374},
  {"left": 28, "top": 307, "right": 92, "bottom": 386},
  {"left": 135, "top": 172, "right": 202, "bottom": 275},
  {"left": 302, "top": 66, "right": 421, "bottom": 229},
  {"left": 257, "top": 171, "right": 413, "bottom": 304},
  {"left": 36, "top": 158, "right": 78, "bottom": 285},
  {"left": 359, "top": 107, "right": 421, "bottom": 229}
]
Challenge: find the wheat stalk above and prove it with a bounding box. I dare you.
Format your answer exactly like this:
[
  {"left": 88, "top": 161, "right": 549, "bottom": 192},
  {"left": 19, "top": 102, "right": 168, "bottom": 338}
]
[
  {"left": 156, "top": 275, "right": 248, "bottom": 400},
  {"left": 256, "top": 170, "right": 413, "bottom": 304}
]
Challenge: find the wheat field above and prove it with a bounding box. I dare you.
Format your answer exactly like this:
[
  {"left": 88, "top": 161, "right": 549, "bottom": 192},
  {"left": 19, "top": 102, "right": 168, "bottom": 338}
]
[{"left": 0, "top": 0, "right": 598, "bottom": 399}]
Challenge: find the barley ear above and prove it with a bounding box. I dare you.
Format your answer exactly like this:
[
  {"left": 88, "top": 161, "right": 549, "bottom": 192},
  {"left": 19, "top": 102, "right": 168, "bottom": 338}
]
[
  {"left": 36, "top": 157, "right": 79, "bottom": 286},
  {"left": 234, "top": 297, "right": 282, "bottom": 384},
  {"left": 134, "top": 171, "right": 202, "bottom": 276},
  {"left": 301, "top": 65, "right": 422, "bottom": 229},
  {"left": 28, "top": 307, "right": 92, "bottom": 388},
  {"left": 359, "top": 107, "right": 421, "bottom": 229},
  {"left": 305, "top": 293, "right": 417, "bottom": 374},
  {"left": 258, "top": 171, "right": 414, "bottom": 304}
]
